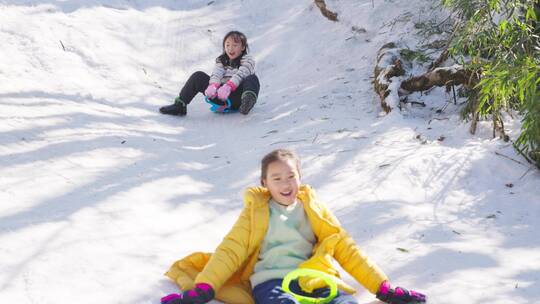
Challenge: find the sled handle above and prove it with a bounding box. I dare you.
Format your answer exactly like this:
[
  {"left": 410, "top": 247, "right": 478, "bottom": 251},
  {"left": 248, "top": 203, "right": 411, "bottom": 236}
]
[
  {"left": 204, "top": 96, "right": 234, "bottom": 113},
  {"left": 282, "top": 269, "right": 338, "bottom": 304}
]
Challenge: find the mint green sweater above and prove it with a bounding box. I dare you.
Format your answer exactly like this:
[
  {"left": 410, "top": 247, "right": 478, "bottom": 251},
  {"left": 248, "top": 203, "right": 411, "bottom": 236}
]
[{"left": 250, "top": 199, "right": 316, "bottom": 288}]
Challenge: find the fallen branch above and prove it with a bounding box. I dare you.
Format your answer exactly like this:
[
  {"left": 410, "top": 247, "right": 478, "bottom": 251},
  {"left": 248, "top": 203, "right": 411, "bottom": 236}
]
[
  {"left": 428, "top": 117, "right": 450, "bottom": 124},
  {"left": 314, "top": 0, "right": 338, "bottom": 21},
  {"left": 400, "top": 65, "right": 471, "bottom": 92},
  {"left": 373, "top": 46, "right": 477, "bottom": 113},
  {"left": 519, "top": 166, "right": 534, "bottom": 179},
  {"left": 511, "top": 139, "right": 539, "bottom": 169},
  {"left": 373, "top": 43, "right": 405, "bottom": 113},
  {"left": 494, "top": 151, "right": 528, "bottom": 167}
]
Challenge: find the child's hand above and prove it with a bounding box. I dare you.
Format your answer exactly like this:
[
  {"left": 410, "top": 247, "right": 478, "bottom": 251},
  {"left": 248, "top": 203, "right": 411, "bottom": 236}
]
[
  {"left": 204, "top": 83, "right": 220, "bottom": 99},
  {"left": 217, "top": 81, "right": 237, "bottom": 100},
  {"left": 160, "top": 283, "right": 215, "bottom": 304},
  {"left": 160, "top": 293, "right": 181, "bottom": 304},
  {"left": 376, "top": 281, "right": 426, "bottom": 304}
]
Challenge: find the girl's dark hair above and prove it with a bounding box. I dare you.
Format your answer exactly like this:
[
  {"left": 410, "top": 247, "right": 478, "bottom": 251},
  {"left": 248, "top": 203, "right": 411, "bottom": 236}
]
[
  {"left": 260, "top": 149, "right": 301, "bottom": 186},
  {"left": 217, "top": 31, "right": 249, "bottom": 69}
]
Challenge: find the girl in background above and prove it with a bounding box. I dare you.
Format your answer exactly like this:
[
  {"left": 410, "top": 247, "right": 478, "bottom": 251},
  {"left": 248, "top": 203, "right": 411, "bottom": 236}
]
[{"left": 160, "top": 30, "right": 260, "bottom": 116}]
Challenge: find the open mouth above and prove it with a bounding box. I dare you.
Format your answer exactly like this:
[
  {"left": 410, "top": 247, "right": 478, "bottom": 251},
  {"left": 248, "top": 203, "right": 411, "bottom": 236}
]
[{"left": 280, "top": 190, "right": 293, "bottom": 197}]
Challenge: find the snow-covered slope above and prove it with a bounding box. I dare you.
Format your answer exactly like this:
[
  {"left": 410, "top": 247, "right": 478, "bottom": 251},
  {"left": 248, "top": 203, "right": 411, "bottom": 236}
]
[{"left": 1, "top": 1, "right": 539, "bottom": 303}]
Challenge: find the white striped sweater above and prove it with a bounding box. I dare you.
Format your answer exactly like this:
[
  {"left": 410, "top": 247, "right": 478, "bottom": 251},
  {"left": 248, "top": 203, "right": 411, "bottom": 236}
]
[{"left": 209, "top": 54, "right": 256, "bottom": 88}]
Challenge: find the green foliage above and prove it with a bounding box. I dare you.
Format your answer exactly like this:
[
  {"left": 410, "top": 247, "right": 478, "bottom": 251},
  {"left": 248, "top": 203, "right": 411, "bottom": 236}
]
[{"left": 444, "top": 0, "right": 540, "bottom": 167}]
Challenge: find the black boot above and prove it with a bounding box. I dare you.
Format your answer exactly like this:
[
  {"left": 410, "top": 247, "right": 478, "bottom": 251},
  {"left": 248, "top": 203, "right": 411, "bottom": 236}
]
[
  {"left": 239, "top": 91, "right": 257, "bottom": 115},
  {"left": 160, "top": 97, "right": 187, "bottom": 116}
]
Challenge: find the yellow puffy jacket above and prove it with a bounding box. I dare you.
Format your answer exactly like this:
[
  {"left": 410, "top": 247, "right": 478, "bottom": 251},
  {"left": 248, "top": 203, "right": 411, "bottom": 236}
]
[{"left": 165, "top": 185, "right": 388, "bottom": 304}]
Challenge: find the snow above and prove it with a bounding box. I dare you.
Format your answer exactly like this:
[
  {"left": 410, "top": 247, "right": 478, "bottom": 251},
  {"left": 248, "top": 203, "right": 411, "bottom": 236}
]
[{"left": 1, "top": 0, "right": 539, "bottom": 303}]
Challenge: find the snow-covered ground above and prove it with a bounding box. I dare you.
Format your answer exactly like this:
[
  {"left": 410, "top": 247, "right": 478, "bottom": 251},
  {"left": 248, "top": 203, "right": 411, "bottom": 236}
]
[{"left": 1, "top": 1, "right": 539, "bottom": 303}]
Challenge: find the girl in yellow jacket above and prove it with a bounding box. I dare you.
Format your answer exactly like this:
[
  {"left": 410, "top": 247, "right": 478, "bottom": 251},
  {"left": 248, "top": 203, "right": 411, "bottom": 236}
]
[{"left": 161, "top": 149, "right": 426, "bottom": 304}]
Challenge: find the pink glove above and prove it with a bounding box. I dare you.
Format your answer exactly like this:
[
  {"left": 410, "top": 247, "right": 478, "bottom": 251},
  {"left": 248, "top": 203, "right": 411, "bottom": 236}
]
[
  {"left": 160, "top": 293, "right": 181, "bottom": 304},
  {"left": 204, "top": 83, "right": 220, "bottom": 99},
  {"left": 160, "top": 283, "right": 215, "bottom": 304},
  {"left": 217, "top": 81, "right": 237, "bottom": 100},
  {"left": 376, "top": 281, "right": 426, "bottom": 304}
]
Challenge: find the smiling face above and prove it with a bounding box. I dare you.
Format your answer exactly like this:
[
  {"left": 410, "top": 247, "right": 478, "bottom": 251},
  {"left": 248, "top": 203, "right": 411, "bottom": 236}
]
[
  {"left": 224, "top": 36, "right": 245, "bottom": 60},
  {"left": 262, "top": 159, "right": 301, "bottom": 206}
]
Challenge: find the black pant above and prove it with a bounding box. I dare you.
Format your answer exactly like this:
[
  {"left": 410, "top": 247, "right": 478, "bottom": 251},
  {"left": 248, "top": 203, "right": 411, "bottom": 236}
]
[{"left": 179, "top": 71, "right": 260, "bottom": 109}]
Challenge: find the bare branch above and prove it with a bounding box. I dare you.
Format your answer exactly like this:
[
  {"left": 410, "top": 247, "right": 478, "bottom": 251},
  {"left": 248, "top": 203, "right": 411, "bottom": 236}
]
[{"left": 314, "top": 0, "right": 338, "bottom": 22}]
